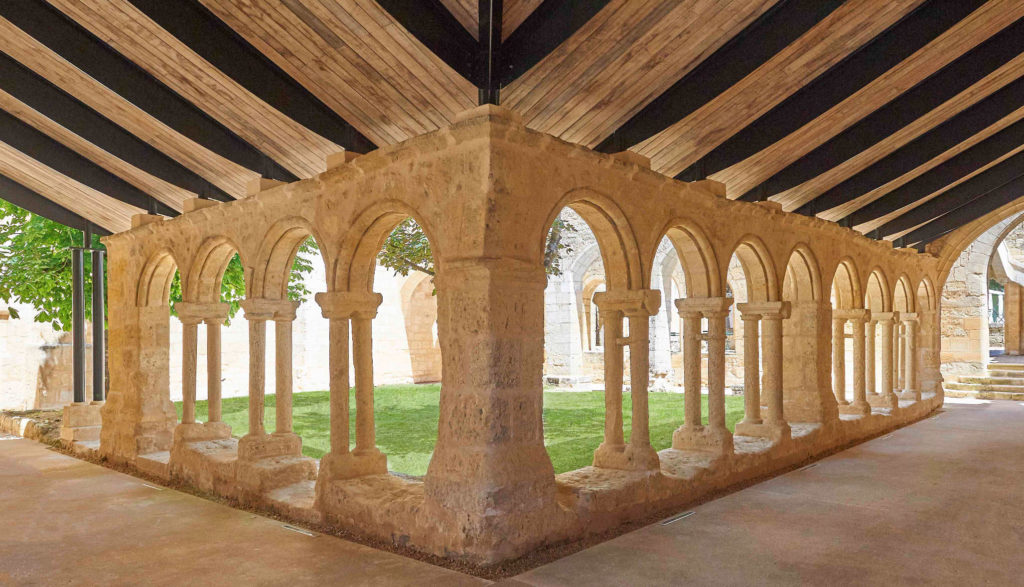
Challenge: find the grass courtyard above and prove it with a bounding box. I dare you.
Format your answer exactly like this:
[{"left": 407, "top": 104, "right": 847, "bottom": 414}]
[{"left": 176, "top": 385, "right": 745, "bottom": 475}]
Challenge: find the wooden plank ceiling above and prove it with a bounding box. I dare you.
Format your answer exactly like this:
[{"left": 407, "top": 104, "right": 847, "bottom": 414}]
[{"left": 0, "top": 0, "right": 1020, "bottom": 248}]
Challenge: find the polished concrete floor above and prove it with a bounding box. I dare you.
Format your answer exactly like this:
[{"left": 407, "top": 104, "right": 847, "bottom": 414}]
[
  {"left": 2, "top": 399, "right": 1021, "bottom": 586},
  {"left": 511, "top": 399, "right": 1024, "bottom": 586}
]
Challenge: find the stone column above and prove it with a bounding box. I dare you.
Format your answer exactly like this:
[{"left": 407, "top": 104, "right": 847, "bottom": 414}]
[
  {"left": 245, "top": 309, "right": 270, "bottom": 437},
  {"left": 1005, "top": 282, "right": 1022, "bottom": 355},
  {"left": 273, "top": 301, "right": 301, "bottom": 435},
  {"left": 678, "top": 307, "right": 703, "bottom": 432},
  {"left": 205, "top": 311, "right": 225, "bottom": 424},
  {"left": 835, "top": 309, "right": 870, "bottom": 416},
  {"left": 738, "top": 309, "right": 762, "bottom": 429},
  {"left": 314, "top": 291, "right": 387, "bottom": 484},
  {"left": 178, "top": 315, "right": 201, "bottom": 425},
  {"left": 901, "top": 313, "right": 921, "bottom": 401},
  {"left": 593, "top": 289, "right": 661, "bottom": 470},
  {"left": 871, "top": 312, "right": 900, "bottom": 409},
  {"left": 672, "top": 297, "right": 733, "bottom": 452},
  {"left": 865, "top": 319, "right": 877, "bottom": 397},
  {"left": 893, "top": 320, "right": 902, "bottom": 392},
  {"left": 832, "top": 316, "right": 848, "bottom": 405}
]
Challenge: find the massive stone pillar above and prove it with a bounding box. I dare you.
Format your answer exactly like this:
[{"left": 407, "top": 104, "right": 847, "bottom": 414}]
[
  {"left": 314, "top": 292, "right": 387, "bottom": 485},
  {"left": 901, "top": 313, "right": 921, "bottom": 401},
  {"left": 781, "top": 299, "right": 836, "bottom": 423},
  {"left": 673, "top": 297, "right": 733, "bottom": 453},
  {"left": 870, "top": 312, "right": 900, "bottom": 409},
  {"left": 593, "top": 289, "right": 661, "bottom": 471},
  {"left": 423, "top": 258, "right": 566, "bottom": 561}
]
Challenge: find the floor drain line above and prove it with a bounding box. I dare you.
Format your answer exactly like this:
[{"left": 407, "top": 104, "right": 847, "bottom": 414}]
[
  {"left": 141, "top": 483, "right": 164, "bottom": 491},
  {"left": 661, "top": 511, "right": 695, "bottom": 526},
  {"left": 880, "top": 434, "right": 894, "bottom": 440},
  {"left": 799, "top": 463, "right": 818, "bottom": 471},
  {"left": 282, "top": 524, "right": 316, "bottom": 537}
]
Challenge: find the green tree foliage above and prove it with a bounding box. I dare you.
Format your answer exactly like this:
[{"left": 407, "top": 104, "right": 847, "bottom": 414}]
[
  {"left": 377, "top": 216, "right": 576, "bottom": 278},
  {"left": 0, "top": 200, "right": 319, "bottom": 330}
]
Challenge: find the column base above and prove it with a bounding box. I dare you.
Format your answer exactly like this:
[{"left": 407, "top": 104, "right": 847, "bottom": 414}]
[
  {"left": 173, "top": 421, "right": 232, "bottom": 443},
  {"left": 734, "top": 420, "right": 791, "bottom": 442},
  {"left": 839, "top": 401, "right": 871, "bottom": 417},
  {"left": 671, "top": 424, "right": 733, "bottom": 454},
  {"left": 898, "top": 389, "right": 922, "bottom": 402},
  {"left": 867, "top": 392, "right": 899, "bottom": 410},
  {"left": 60, "top": 402, "right": 102, "bottom": 445},
  {"left": 592, "top": 442, "right": 660, "bottom": 471},
  {"left": 237, "top": 431, "right": 303, "bottom": 461},
  {"left": 318, "top": 449, "right": 388, "bottom": 482}
]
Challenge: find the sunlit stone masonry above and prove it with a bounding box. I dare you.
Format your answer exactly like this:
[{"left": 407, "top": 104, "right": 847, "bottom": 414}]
[{"left": 93, "top": 106, "right": 943, "bottom": 564}]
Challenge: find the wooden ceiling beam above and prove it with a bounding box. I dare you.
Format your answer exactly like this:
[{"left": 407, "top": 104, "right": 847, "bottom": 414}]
[
  {"left": 0, "top": 173, "right": 111, "bottom": 235},
  {"left": 676, "top": 0, "right": 984, "bottom": 181},
  {"left": 125, "top": 0, "right": 375, "bottom": 154},
  {"left": 794, "top": 74, "right": 1024, "bottom": 217},
  {"left": 0, "top": 52, "right": 232, "bottom": 202},
  {"left": 740, "top": 15, "right": 1024, "bottom": 203},
  {"left": 593, "top": 0, "right": 843, "bottom": 154},
  {"left": 849, "top": 117, "right": 1024, "bottom": 227},
  {"left": 0, "top": 108, "right": 177, "bottom": 217},
  {"left": 0, "top": 0, "right": 297, "bottom": 182},
  {"left": 877, "top": 148, "right": 1024, "bottom": 238},
  {"left": 901, "top": 171, "right": 1024, "bottom": 247}
]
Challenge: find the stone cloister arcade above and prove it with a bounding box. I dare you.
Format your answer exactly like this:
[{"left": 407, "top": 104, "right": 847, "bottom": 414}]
[{"left": 91, "top": 107, "right": 943, "bottom": 564}]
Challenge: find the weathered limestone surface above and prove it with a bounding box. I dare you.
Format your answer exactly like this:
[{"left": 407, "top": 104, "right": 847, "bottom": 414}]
[{"left": 99, "top": 106, "right": 942, "bottom": 564}]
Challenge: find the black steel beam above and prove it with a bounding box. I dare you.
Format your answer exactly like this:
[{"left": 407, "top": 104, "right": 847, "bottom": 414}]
[
  {"left": 478, "top": 0, "right": 503, "bottom": 104},
  {"left": 375, "top": 0, "right": 478, "bottom": 83},
  {"left": 0, "top": 0, "right": 297, "bottom": 182},
  {"left": 678, "top": 1, "right": 982, "bottom": 180},
  {"left": 740, "top": 16, "right": 1024, "bottom": 202},
  {"left": 92, "top": 248, "right": 105, "bottom": 402},
  {"left": 125, "top": 0, "right": 375, "bottom": 154},
  {"left": 594, "top": 0, "right": 843, "bottom": 154},
  {"left": 500, "top": 0, "right": 612, "bottom": 86},
  {"left": 902, "top": 173, "right": 1024, "bottom": 246},
  {"left": 849, "top": 117, "right": 1024, "bottom": 227},
  {"left": 0, "top": 52, "right": 232, "bottom": 202},
  {"left": 794, "top": 74, "right": 1024, "bottom": 216},
  {"left": 0, "top": 173, "right": 110, "bottom": 235},
  {"left": 72, "top": 244, "right": 86, "bottom": 403},
  {"left": 878, "top": 149, "right": 1024, "bottom": 238},
  {"left": 0, "top": 108, "right": 178, "bottom": 216}
]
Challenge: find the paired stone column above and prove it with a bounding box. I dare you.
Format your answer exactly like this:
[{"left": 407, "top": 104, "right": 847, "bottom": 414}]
[
  {"left": 1005, "top": 282, "right": 1022, "bottom": 355},
  {"left": 238, "top": 298, "right": 305, "bottom": 460},
  {"left": 900, "top": 313, "right": 921, "bottom": 401},
  {"left": 672, "top": 297, "right": 733, "bottom": 453},
  {"left": 592, "top": 289, "right": 661, "bottom": 471},
  {"left": 834, "top": 309, "right": 871, "bottom": 416},
  {"left": 832, "top": 315, "right": 848, "bottom": 406},
  {"left": 735, "top": 301, "right": 791, "bottom": 441},
  {"left": 870, "top": 312, "right": 900, "bottom": 409},
  {"left": 314, "top": 291, "right": 387, "bottom": 483},
  {"left": 172, "top": 302, "right": 231, "bottom": 442},
  {"left": 865, "top": 318, "right": 876, "bottom": 399}
]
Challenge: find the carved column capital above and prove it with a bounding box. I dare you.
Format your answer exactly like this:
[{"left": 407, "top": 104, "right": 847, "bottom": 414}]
[
  {"left": 675, "top": 296, "right": 732, "bottom": 319},
  {"left": 594, "top": 289, "right": 661, "bottom": 316},
  {"left": 241, "top": 298, "right": 301, "bottom": 321},
  {"left": 315, "top": 291, "right": 383, "bottom": 320},
  {"left": 737, "top": 300, "right": 791, "bottom": 320},
  {"left": 833, "top": 308, "right": 870, "bottom": 323},
  {"left": 175, "top": 301, "right": 231, "bottom": 325}
]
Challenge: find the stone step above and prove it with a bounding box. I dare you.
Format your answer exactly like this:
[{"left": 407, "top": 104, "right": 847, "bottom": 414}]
[
  {"left": 985, "top": 370, "right": 1024, "bottom": 379},
  {"left": 986, "top": 362, "right": 1024, "bottom": 371},
  {"left": 946, "top": 382, "right": 1024, "bottom": 393},
  {"left": 943, "top": 387, "right": 1024, "bottom": 401},
  {"left": 136, "top": 450, "right": 171, "bottom": 481},
  {"left": 959, "top": 376, "right": 1024, "bottom": 385}
]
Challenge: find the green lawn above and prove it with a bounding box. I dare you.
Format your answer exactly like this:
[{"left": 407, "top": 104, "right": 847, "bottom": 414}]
[{"left": 176, "top": 385, "right": 744, "bottom": 475}]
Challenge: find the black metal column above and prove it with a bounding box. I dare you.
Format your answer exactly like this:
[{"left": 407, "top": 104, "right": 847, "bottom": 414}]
[
  {"left": 91, "top": 248, "right": 105, "bottom": 402},
  {"left": 477, "top": 0, "right": 503, "bottom": 105},
  {"left": 71, "top": 244, "right": 86, "bottom": 404}
]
